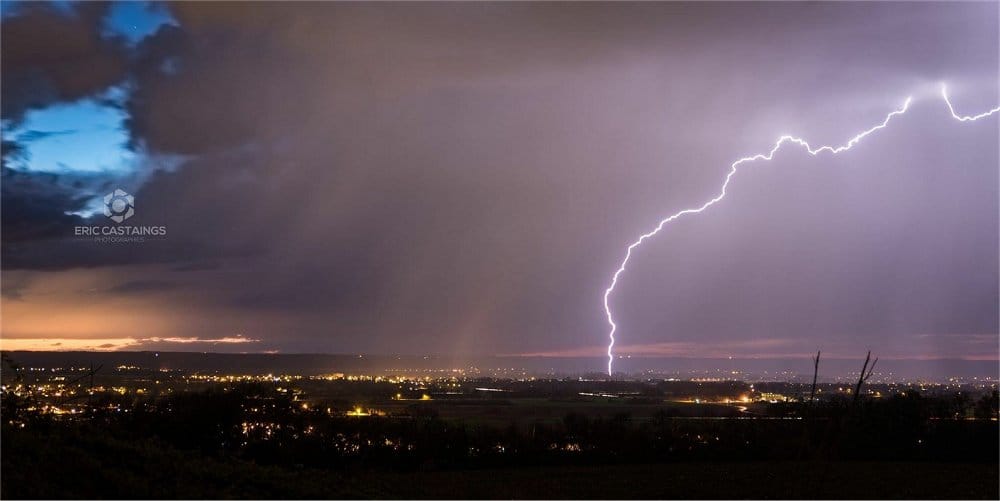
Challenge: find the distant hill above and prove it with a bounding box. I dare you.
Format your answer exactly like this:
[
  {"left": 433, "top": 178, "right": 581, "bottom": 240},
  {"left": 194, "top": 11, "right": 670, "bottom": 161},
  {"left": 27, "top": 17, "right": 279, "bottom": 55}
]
[{"left": 1, "top": 350, "right": 994, "bottom": 383}]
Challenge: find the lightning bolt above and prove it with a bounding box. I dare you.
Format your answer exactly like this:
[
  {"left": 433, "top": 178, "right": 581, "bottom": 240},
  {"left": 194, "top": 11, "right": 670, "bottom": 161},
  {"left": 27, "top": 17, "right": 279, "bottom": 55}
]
[{"left": 603, "top": 84, "right": 1000, "bottom": 376}]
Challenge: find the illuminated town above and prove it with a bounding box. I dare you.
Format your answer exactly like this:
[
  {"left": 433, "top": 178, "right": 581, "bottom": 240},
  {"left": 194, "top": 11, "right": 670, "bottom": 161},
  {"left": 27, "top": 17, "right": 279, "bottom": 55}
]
[
  {"left": 3, "top": 350, "right": 998, "bottom": 498},
  {"left": 5, "top": 351, "right": 996, "bottom": 425}
]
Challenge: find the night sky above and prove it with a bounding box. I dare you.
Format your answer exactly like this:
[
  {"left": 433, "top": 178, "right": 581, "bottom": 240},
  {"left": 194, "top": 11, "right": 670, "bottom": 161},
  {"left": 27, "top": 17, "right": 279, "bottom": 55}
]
[{"left": 1, "top": 2, "right": 997, "bottom": 366}]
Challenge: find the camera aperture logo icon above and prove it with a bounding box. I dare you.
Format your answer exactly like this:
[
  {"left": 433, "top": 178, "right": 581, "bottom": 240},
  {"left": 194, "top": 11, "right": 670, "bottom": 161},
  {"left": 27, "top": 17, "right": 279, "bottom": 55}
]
[
  {"left": 74, "top": 189, "right": 164, "bottom": 242},
  {"left": 103, "top": 189, "right": 135, "bottom": 223}
]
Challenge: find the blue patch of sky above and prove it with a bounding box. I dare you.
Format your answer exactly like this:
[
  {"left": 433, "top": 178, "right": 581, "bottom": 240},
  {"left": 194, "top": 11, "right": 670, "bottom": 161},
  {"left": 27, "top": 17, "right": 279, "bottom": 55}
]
[
  {"left": 2, "top": 87, "right": 133, "bottom": 174},
  {"left": 2, "top": 86, "right": 189, "bottom": 217},
  {"left": 2, "top": 1, "right": 177, "bottom": 42},
  {"left": 102, "top": 1, "right": 177, "bottom": 45}
]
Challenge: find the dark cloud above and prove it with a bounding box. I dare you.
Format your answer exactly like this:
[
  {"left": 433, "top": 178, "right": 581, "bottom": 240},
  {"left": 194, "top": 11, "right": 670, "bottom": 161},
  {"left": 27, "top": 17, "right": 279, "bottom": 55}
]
[
  {"left": 1, "top": 140, "right": 26, "bottom": 168},
  {"left": 0, "top": 167, "right": 91, "bottom": 243},
  {"left": 0, "top": 1, "right": 128, "bottom": 122},
  {"left": 1, "top": 2, "right": 997, "bottom": 362},
  {"left": 126, "top": 23, "right": 281, "bottom": 154}
]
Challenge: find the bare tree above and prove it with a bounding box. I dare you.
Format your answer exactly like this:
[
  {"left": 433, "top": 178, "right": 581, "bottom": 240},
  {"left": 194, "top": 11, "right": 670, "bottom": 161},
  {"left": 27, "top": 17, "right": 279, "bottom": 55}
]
[
  {"left": 852, "top": 351, "right": 878, "bottom": 406},
  {"left": 809, "top": 350, "right": 821, "bottom": 405}
]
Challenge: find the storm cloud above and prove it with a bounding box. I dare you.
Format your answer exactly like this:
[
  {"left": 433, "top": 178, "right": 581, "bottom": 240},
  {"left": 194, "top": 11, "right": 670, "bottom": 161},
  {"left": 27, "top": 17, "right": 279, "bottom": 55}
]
[{"left": 1, "top": 2, "right": 997, "bottom": 363}]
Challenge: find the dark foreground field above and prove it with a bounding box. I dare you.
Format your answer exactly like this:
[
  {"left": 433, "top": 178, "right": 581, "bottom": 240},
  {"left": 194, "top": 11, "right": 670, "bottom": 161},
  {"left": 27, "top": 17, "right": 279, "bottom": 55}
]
[{"left": 3, "top": 428, "right": 996, "bottom": 499}]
